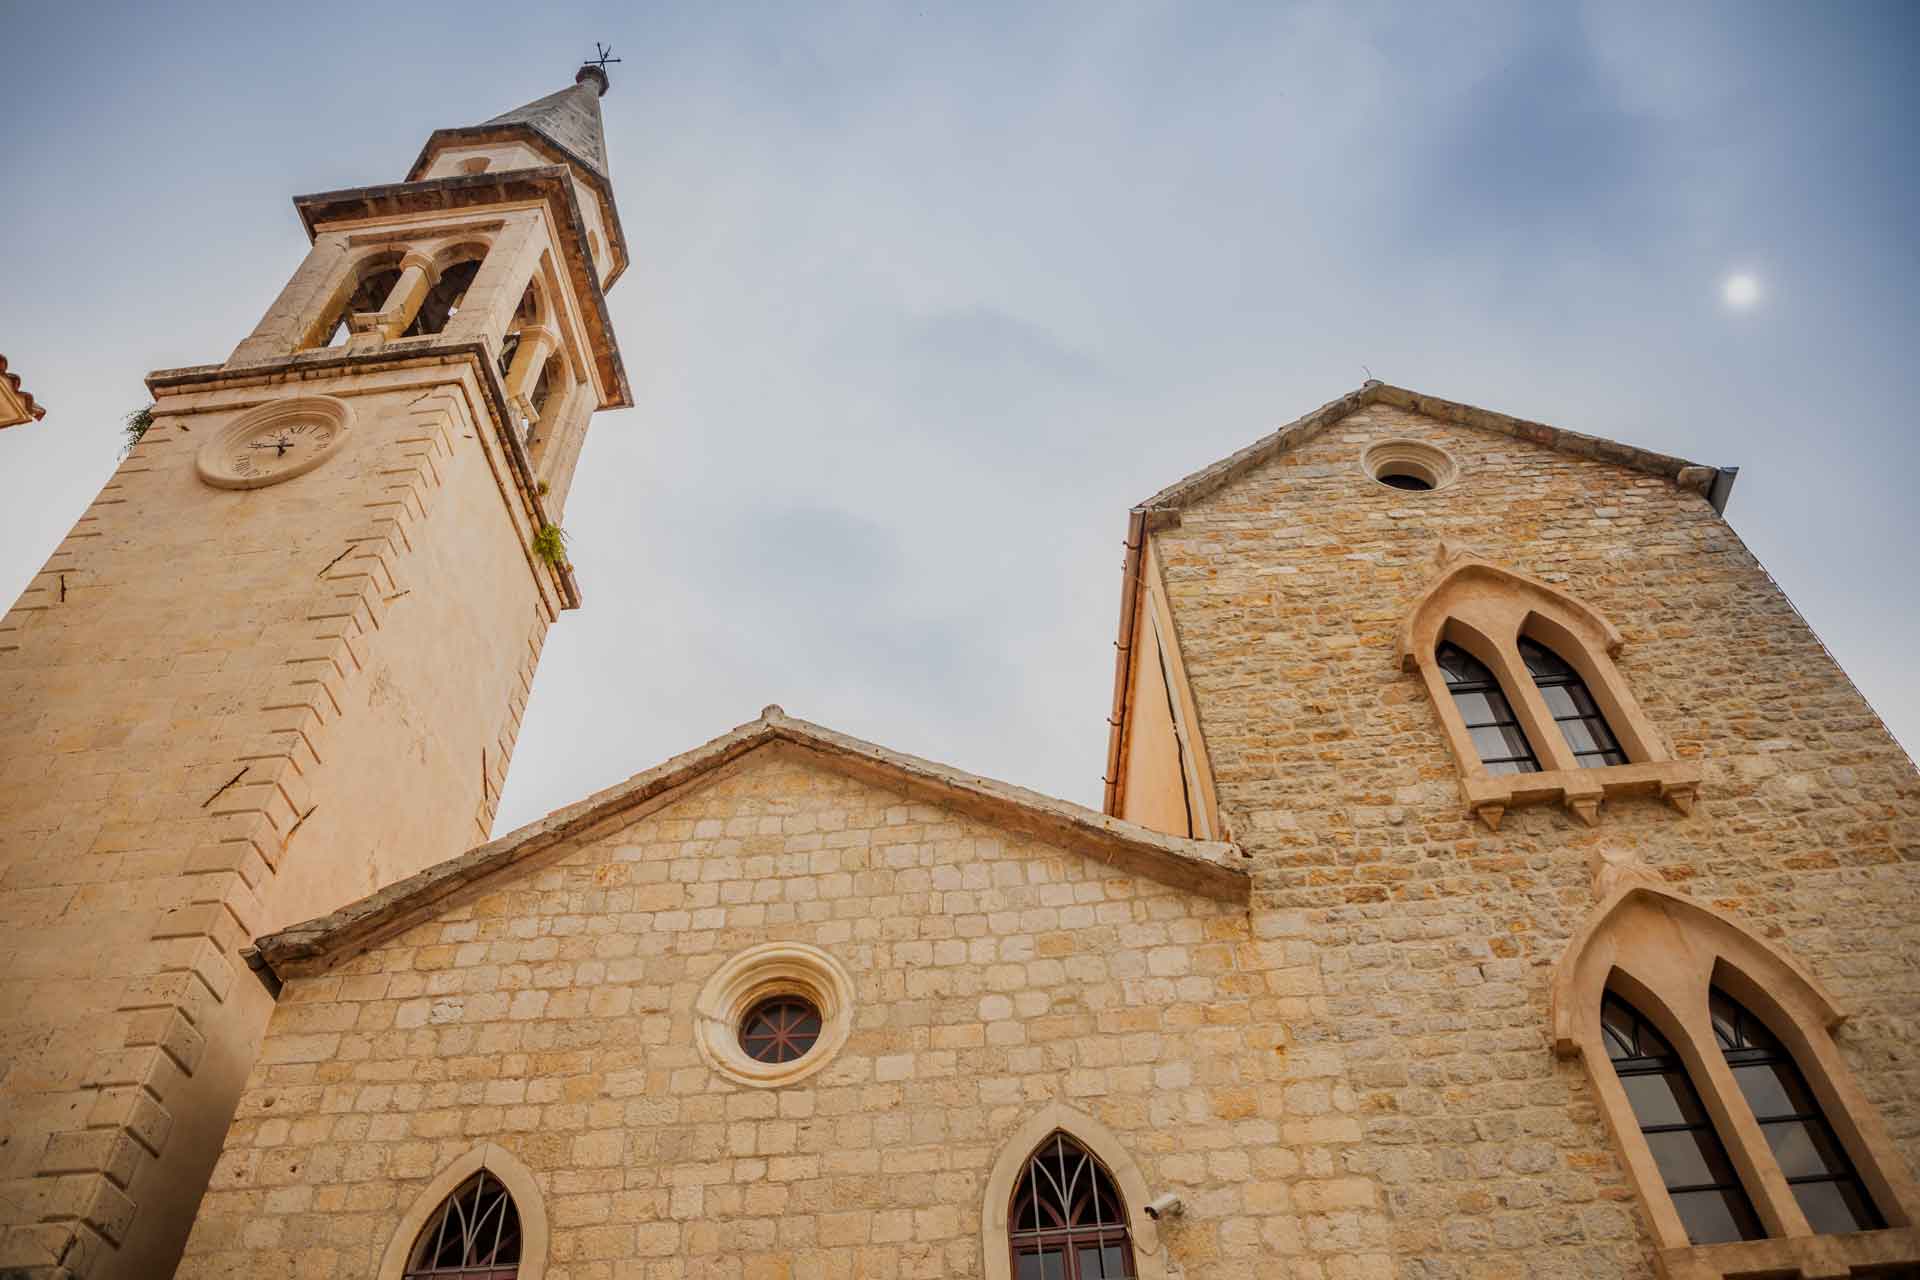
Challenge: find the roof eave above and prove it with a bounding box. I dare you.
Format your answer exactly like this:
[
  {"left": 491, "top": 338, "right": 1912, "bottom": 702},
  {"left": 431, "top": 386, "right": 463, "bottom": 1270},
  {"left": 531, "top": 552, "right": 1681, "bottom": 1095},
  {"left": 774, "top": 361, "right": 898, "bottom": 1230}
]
[
  {"left": 293, "top": 167, "right": 633, "bottom": 411},
  {"left": 0, "top": 354, "right": 47, "bottom": 428},
  {"left": 1141, "top": 381, "right": 1721, "bottom": 515},
  {"left": 255, "top": 708, "right": 1249, "bottom": 979}
]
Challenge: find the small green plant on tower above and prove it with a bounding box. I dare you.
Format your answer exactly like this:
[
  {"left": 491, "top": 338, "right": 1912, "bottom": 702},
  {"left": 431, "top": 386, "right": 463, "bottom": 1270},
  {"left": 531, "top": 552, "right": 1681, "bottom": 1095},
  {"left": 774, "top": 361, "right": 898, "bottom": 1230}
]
[
  {"left": 122, "top": 403, "right": 155, "bottom": 455},
  {"left": 531, "top": 522, "right": 570, "bottom": 570}
]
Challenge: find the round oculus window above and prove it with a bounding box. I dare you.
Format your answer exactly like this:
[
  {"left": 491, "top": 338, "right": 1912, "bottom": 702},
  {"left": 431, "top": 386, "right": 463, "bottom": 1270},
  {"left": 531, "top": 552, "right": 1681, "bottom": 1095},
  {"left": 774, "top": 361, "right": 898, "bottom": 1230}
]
[
  {"left": 695, "top": 942, "right": 855, "bottom": 1087},
  {"left": 1361, "top": 440, "right": 1458, "bottom": 493},
  {"left": 739, "top": 995, "right": 822, "bottom": 1064},
  {"left": 1377, "top": 472, "right": 1433, "bottom": 491}
]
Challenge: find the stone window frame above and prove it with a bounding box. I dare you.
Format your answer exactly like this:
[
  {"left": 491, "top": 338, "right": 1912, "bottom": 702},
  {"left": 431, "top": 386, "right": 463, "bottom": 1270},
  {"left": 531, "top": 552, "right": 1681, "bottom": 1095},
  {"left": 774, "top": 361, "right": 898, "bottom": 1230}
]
[
  {"left": 378, "top": 1142, "right": 548, "bottom": 1280},
  {"left": 693, "top": 941, "right": 856, "bottom": 1088},
  {"left": 1549, "top": 882, "right": 1920, "bottom": 1278},
  {"left": 1397, "top": 550, "right": 1701, "bottom": 829},
  {"left": 981, "top": 1103, "right": 1167, "bottom": 1280}
]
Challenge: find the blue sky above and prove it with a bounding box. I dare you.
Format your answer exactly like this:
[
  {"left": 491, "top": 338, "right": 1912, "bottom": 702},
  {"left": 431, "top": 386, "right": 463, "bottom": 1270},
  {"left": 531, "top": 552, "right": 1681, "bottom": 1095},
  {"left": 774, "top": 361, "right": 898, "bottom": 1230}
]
[{"left": 2, "top": 1, "right": 1915, "bottom": 833}]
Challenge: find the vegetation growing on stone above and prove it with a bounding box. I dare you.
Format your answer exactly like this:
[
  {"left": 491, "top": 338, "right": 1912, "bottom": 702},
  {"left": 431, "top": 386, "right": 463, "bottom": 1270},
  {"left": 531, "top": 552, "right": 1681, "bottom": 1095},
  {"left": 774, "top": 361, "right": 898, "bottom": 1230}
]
[
  {"left": 531, "top": 522, "right": 569, "bottom": 569},
  {"left": 122, "top": 402, "right": 155, "bottom": 454}
]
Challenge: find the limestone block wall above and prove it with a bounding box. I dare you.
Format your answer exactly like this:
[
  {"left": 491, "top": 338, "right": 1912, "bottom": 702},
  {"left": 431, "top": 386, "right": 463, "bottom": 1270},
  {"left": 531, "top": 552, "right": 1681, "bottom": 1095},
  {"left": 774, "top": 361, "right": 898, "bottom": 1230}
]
[
  {"left": 0, "top": 365, "right": 554, "bottom": 1278},
  {"left": 172, "top": 748, "right": 1395, "bottom": 1279},
  {"left": 1149, "top": 403, "right": 1920, "bottom": 1275}
]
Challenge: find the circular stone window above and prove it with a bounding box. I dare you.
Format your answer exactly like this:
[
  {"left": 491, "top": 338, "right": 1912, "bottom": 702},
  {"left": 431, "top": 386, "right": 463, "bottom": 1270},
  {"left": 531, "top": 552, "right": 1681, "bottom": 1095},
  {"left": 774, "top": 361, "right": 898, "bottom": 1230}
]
[
  {"left": 1362, "top": 440, "right": 1458, "bottom": 493},
  {"left": 696, "top": 942, "right": 854, "bottom": 1087}
]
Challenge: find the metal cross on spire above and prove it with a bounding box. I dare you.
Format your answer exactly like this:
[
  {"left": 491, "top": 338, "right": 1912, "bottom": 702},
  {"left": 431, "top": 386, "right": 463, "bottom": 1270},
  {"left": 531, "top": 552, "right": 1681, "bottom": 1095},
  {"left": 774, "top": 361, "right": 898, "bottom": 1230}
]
[{"left": 587, "top": 42, "right": 622, "bottom": 72}]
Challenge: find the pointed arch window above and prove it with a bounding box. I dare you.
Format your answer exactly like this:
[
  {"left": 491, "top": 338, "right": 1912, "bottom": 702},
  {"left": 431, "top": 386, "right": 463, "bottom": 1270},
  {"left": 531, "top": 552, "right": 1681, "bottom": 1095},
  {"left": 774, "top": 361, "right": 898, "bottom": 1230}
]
[
  {"left": 402, "top": 1170, "right": 522, "bottom": 1279},
  {"left": 1520, "top": 637, "right": 1626, "bottom": 767},
  {"left": 1602, "top": 992, "right": 1763, "bottom": 1245},
  {"left": 1711, "top": 988, "right": 1884, "bottom": 1235},
  {"left": 1008, "top": 1133, "right": 1137, "bottom": 1279},
  {"left": 1437, "top": 643, "right": 1539, "bottom": 775}
]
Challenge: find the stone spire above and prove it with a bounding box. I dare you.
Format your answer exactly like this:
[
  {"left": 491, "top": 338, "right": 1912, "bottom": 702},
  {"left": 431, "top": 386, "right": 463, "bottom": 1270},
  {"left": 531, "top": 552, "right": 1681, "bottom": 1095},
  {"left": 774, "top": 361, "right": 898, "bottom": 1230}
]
[{"left": 481, "top": 64, "right": 613, "bottom": 179}]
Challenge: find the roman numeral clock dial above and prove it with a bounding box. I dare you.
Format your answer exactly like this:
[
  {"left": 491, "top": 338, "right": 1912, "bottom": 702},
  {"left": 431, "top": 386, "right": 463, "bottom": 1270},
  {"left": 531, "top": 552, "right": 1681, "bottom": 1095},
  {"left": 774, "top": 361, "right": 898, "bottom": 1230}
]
[{"left": 196, "top": 396, "right": 354, "bottom": 489}]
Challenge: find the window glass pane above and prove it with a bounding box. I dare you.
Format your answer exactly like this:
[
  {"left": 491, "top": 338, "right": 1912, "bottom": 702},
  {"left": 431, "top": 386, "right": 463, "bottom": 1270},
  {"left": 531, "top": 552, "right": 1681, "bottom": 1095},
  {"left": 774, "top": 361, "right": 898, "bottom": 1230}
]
[
  {"left": 1469, "top": 724, "right": 1533, "bottom": 763},
  {"left": 1450, "top": 690, "right": 1499, "bottom": 726},
  {"left": 1731, "top": 1062, "right": 1815, "bottom": 1120},
  {"left": 1103, "top": 1244, "right": 1131, "bottom": 1277},
  {"left": 1763, "top": 1120, "right": 1849, "bottom": 1180},
  {"left": 1483, "top": 759, "right": 1529, "bottom": 776},
  {"left": 1519, "top": 639, "right": 1571, "bottom": 677},
  {"left": 1709, "top": 991, "right": 1742, "bottom": 1048},
  {"left": 1644, "top": 1128, "right": 1739, "bottom": 1190},
  {"left": 1016, "top": 1250, "right": 1065, "bottom": 1280},
  {"left": 1079, "top": 1246, "right": 1108, "bottom": 1278},
  {"left": 1670, "top": 1189, "right": 1763, "bottom": 1245},
  {"left": 1558, "top": 717, "right": 1605, "bottom": 755},
  {"left": 1601, "top": 1021, "right": 1636, "bottom": 1062},
  {"left": 1620, "top": 1070, "right": 1704, "bottom": 1129},
  {"left": 1437, "top": 645, "right": 1484, "bottom": 685},
  {"left": 1792, "top": 1179, "right": 1879, "bottom": 1236},
  {"left": 1538, "top": 684, "right": 1582, "bottom": 718}
]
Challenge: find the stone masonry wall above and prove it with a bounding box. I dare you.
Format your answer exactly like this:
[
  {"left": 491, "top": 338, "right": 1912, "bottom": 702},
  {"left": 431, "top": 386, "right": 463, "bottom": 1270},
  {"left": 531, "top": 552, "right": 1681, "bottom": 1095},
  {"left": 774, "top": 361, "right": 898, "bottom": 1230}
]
[
  {"left": 0, "top": 366, "right": 554, "bottom": 1279},
  {"left": 1150, "top": 403, "right": 1920, "bottom": 1277},
  {"left": 173, "top": 747, "right": 1386, "bottom": 1280}
]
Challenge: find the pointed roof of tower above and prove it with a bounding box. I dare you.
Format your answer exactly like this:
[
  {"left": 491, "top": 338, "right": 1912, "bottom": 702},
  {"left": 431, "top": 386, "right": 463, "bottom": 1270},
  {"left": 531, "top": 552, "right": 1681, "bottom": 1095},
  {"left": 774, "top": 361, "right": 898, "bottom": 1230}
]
[
  {"left": 407, "top": 65, "right": 616, "bottom": 191},
  {"left": 481, "top": 65, "right": 613, "bottom": 179},
  {"left": 401, "top": 63, "right": 630, "bottom": 289}
]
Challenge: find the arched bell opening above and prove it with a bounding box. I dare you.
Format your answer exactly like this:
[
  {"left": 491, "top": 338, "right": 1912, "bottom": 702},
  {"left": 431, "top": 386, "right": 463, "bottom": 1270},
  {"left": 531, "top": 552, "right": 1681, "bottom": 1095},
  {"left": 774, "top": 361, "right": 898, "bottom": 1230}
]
[
  {"left": 308, "top": 252, "right": 405, "bottom": 349},
  {"left": 404, "top": 257, "right": 482, "bottom": 338},
  {"left": 497, "top": 282, "right": 546, "bottom": 380}
]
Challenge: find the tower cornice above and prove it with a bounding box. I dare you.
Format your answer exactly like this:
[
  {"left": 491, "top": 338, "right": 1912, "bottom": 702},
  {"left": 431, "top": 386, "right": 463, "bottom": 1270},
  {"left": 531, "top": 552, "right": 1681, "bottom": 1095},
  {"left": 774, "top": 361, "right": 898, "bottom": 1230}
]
[{"left": 146, "top": 341, "right": 582, "bottom": 611}]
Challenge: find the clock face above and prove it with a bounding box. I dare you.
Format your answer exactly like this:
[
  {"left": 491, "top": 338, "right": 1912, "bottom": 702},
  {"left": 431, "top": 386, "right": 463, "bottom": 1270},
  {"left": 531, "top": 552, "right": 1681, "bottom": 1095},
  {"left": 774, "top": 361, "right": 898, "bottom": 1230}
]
[
  {"left": 225, "top": 420, "right": 336, "bottom": 483},
  {"left": 197, "top": 397, "right": 353, "bottom": 490}
]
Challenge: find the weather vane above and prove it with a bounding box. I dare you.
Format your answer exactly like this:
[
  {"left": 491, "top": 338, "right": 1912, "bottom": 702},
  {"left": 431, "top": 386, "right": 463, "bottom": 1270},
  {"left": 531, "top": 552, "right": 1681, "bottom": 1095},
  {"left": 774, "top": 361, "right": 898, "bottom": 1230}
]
[{"left": 588, "top": 42, "right": 622, "bottom": 72}]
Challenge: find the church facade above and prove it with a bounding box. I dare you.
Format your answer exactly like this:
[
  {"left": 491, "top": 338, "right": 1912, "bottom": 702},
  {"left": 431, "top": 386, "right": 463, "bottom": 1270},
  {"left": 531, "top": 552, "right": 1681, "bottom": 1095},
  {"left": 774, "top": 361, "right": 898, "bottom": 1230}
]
[{"left": 2, "top": 64, "right": 1917, "bottom": 1280}]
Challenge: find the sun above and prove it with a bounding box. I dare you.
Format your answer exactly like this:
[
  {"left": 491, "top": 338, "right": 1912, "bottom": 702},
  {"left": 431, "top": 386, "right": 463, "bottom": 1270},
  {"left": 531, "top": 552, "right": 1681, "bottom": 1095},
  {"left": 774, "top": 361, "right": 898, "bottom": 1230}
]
[{"left": 1723, "top": 272, "right": 1761, "bottom": 309}]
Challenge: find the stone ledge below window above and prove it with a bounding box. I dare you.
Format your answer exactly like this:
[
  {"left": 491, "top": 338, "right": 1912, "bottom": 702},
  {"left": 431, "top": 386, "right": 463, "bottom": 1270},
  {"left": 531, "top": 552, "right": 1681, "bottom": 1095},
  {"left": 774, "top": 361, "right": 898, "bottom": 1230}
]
[
  {"left": 1658, "top": 1226, "right": 1920, "bottom": 1279},
  {"left": 1464, "top": 758, "right": 1701, "bottom": 830}
]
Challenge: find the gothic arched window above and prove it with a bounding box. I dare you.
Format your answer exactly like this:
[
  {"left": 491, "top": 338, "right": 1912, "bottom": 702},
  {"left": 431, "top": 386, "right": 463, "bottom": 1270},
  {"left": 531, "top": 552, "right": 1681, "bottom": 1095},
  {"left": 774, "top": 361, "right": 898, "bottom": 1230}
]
[
  {"left": 402, "top": 1170, "right": 522, "bottom": 1279},
  {"left": 1520, "top": 637, "right": 1627, "bottom": 768},
  {"left": 1602, "top": 992, "right": 1763, "bottom": 1246},
  {"left": 1711, "top": 988, "right": 1884, "bottom": 1235},
  {"left": 1008, "top": 1132, "right": 1137, "bottom": 1279},
  {"left": 1436, "top": 643, "right": 1539, "bottom": 775}
]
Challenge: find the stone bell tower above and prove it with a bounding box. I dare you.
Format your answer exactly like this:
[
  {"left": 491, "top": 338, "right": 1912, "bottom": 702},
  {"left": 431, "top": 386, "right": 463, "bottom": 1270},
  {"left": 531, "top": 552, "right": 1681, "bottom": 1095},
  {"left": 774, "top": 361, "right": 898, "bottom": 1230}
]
[{"left": 0, "top": 65, "right": 630, "bottom": 1279}]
